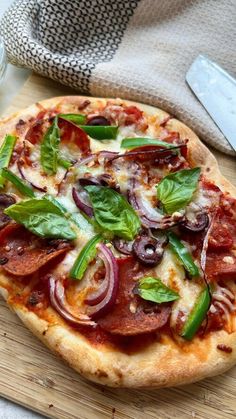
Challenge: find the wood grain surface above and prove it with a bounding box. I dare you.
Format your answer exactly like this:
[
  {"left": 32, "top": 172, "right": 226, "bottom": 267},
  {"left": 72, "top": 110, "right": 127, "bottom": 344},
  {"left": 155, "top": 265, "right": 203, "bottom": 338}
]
[{"left": 0, "top": 73, "right": 235, "bottom": 419}]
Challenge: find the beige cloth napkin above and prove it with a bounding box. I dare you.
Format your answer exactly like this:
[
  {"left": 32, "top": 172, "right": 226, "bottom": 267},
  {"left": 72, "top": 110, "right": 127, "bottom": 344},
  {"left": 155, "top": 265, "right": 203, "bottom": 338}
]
[{"left": 1, "top": 0, "right": 236, "bottom": 155}]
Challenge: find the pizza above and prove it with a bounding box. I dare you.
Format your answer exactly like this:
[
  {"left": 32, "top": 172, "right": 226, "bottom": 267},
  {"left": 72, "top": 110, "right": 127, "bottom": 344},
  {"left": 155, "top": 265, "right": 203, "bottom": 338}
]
[{"left": 0, "top": 96, "right": 235, "bottom": 388}]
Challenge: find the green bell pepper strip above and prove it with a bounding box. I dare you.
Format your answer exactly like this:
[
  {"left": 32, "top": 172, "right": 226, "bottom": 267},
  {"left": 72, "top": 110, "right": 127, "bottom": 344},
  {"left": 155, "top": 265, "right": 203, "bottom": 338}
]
[
  {"left": 0, "top": 134, "right": 17, "bottom": 188},
  {"left": 79, "top": 125, "right": 118, "bottom": 140},
  {"left": 1, "top": 168, "right": 36, "bottom": 198},
  {"left": 57, "top": 114, "right": 118, "bottom": 140},
  {"left": 59, "top": 113, "right": 86, "bottom": 125},
  {"left": 181, "top": 287, "right": 211, "bottom": 340},
  {"left": 121, "top": 137, "right": 175, "bottom": 149},
  {"left": 168, "top": 232, "right": 200, "bottom": 278},
  {"left": 70, "top": 234, "right": 102, "bottom": 280}
]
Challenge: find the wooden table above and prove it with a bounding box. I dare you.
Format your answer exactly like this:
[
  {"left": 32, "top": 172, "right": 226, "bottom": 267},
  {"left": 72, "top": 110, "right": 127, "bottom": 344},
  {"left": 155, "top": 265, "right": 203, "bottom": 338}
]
[{"left": 0, "top": 73, "right": 235, "bottom": 419}]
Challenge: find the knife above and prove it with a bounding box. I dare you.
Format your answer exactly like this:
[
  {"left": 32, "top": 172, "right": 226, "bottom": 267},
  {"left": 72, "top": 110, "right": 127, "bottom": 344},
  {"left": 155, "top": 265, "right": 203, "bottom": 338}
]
[{"left": 186, "top": 55, "right": 236, "bottom": 153}]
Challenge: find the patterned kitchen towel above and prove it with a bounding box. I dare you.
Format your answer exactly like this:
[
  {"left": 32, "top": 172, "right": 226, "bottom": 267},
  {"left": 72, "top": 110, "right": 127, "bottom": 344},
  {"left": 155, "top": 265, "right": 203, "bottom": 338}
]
[{"left": 1, "top": 0, "right": 236, "bottom": 155}]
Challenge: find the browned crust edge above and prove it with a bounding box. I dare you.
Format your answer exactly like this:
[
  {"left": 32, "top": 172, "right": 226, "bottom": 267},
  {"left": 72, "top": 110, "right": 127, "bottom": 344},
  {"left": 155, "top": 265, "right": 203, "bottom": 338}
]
[{"left": 0, "top": 96, "right": 235, "bottom": 388}]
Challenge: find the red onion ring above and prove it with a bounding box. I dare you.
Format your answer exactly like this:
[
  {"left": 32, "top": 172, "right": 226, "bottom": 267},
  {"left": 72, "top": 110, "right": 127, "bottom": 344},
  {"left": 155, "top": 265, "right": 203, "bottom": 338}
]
[
  {"left": 72, "top": 186, "right": 93, "bottom": 217},
  {"left": 85, "top": 243, "right": 119, "bottom": 319},
  {"left": 85, "top": 272, "right": 109, "bottom": 306},
  {"left": 127, "top": 163, "right": 183, "bottom": 229},
  {"left": 57, "top": 169, "right": 70, "bottom": 195},
  {"left": 76, "top": 151, "right": 118, "bottom": 170},
  {"left": 76, "top": 153, "right": 97, "bottom": 168},
  {"left": 109, "top": 145, "right": 181, "bottom": 163},
  {"left": 49, "top": 277, "right": 95, "bottom": 326},
  {"left": 17, "top": 157, "right": 47, "bottom": 193},
  {"left": 200, "top": 212, "right": 216, "bottom": 275},
  {"left": 98, "top": 150, "right": 119, "bottom": 159}
]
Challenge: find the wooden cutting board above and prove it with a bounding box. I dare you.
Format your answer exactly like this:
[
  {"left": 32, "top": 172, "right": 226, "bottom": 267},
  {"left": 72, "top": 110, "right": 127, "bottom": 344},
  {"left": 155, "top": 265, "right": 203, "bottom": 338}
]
[{"left": 0, "top": 73, "right": 236, "bottom": 419}]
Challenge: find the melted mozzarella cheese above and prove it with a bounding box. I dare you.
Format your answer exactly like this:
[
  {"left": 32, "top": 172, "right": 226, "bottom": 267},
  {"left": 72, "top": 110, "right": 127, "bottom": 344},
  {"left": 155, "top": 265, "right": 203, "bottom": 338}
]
[
  {"left": 191, "top": 183, "right": 219, "bottom": 210},
  {"left": 54, "top": 225, "right": 95, "bottom": 276},
  {"left": 10, "top": 145, "right": 67, "bottom": 196},
  {"left": 89, "top": 124, "right": 140, "bottom": 154},
  {"left": 153, "top": 249, "right": 202, "bottom": 327},
  {"left": 8, "top": 106, "right": 227, "bottom": 330},
  {"left": 56, "top": 193, "right": 78, "bottom": 213}
]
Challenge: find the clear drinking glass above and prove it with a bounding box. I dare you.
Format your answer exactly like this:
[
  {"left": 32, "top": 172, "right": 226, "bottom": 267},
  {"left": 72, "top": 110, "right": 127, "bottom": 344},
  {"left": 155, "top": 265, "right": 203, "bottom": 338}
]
[{"left": 0, "top": 36, "right": 7, "bottom": 83}]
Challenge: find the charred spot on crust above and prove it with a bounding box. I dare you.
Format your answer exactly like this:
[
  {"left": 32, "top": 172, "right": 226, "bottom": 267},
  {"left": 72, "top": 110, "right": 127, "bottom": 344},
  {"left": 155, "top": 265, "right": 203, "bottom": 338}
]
[
  {"left": 96, "top": 369, "right": 108, "bottom": 378},
  {"left": 217, "top": 344, "right": 232, "bottom": 353},
  {"left": 113, "top": 368, "right": 123, "bottom": 379}
]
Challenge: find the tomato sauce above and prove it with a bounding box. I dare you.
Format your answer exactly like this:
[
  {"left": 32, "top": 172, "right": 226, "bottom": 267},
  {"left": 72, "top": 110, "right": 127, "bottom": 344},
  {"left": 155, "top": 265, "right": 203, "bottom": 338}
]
[{"left": 181, "top": 183, "right": 236, "bottom": 284}]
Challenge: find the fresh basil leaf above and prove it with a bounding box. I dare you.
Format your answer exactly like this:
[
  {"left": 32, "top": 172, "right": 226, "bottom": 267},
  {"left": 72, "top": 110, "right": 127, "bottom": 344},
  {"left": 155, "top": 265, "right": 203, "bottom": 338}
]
[
  {"left": 59, "top": 113, "right": 86, "bottom": 125},
  {"left": 40, "top": 116, "right": 60, "bottom": 175},
  {"left": 121, "top": 137, "right": 174, "bottom": 149},
  {"left": 168, "top": 232, "right": 200, "bottom": 278},
  {"left": 79, "top": 125, "right": 118, "bottom": 140},
  {"left": 70, "top": 234, "right": 102, "bottom": 280},
  {"left": 85, "top": 186, "right": 140, "bottom": 240},
  {"left": 138, "top": 276, "right": 179, "bottom": 303},
  {"left": 156, "top": 168, "right": 201, "bottom": 214},
  {"left": 4, "top": 198, "right": 76, "bottom": 240},
  {"left": 44, "top": 194, "right": 94, "bottom": 233},
  {"left": 1, "top": 168, "right": 35, "bottom": 197},
  {"left": 0, "top": 134, "right": 17, "bottom": 188}
]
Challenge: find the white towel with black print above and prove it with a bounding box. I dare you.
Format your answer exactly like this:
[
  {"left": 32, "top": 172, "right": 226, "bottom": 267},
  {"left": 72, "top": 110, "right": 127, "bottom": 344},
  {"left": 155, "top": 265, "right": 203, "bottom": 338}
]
[{"left": 1, "top": 0, "right": 236, "bottom": 155}]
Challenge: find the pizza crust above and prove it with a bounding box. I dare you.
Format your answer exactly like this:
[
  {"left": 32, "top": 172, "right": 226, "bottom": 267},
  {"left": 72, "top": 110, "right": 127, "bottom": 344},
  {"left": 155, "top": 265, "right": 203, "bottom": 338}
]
[{"left": 0, "top": 96, "right": 236, "bottom": 388}]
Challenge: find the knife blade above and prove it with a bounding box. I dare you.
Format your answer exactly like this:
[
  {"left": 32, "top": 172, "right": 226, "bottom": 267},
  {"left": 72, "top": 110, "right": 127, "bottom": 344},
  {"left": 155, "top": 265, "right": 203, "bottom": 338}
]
[{"left": 186, "top": 55, "right": 236, "bottom": 153}]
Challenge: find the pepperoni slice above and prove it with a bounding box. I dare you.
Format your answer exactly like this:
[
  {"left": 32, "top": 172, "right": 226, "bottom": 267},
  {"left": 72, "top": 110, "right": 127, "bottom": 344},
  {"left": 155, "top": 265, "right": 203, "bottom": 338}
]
[
  {"left": 0, "top": 224, "right": 72, "bottom": 276},
  {"left": 123, "top": 106, "right": 143, "bottom": 125},
  {"left": 98, "top": 257, "right": 171, "bottom": 335},
  {"left": 25, "top": 111, "right": 90, "bottom": 154},
  {"left": 206, "top": 253, "right": 236, "bottom": 282},
  {"left": 208, "top": 222, "right": 233, "bottom": 250},
  {"left": 25, "top": 120, "right": 44, "bottom": 144},
  {"left": 58, "top": 118, "right": 90, "bottom": 154}
]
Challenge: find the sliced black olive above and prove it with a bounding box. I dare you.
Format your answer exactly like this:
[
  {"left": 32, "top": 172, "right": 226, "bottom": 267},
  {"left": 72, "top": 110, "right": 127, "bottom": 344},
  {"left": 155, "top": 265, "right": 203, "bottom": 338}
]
[
  {"left": 0, "top": 194, "right": 16, "bottom": 209},
  {"left": 87, "top": 116, "right": 110, "bottom": 126},
  {"left": 0, "top": 213, "right": 12, "bottom": 230},
  {"left": 78, "top": 177, "right": 101, "bottom": 187},
  {"left": 133, "top": 235, "right": 165, "bottom": 267},
  {"left": 0, "top": 194, "right": 16, "bottom": 230},
  {"left": 113, "top": 238, "right": 133, "bottom": 255},
  {"left": 79, "top": 174, "right": 120, "bottom": 192},
  {"left": 180, "top": 212, "right": 209, "bottom": 233}
]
